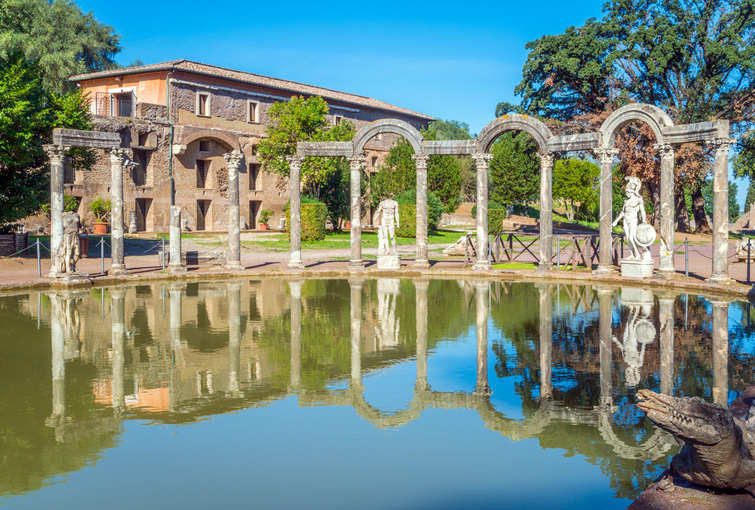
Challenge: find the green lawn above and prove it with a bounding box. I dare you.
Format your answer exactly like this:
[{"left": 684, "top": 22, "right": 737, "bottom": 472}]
[{"left": 242, "top": 229, "right": 466, "bottom": 252}]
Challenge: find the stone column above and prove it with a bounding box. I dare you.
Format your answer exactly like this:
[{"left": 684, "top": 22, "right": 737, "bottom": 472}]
[
  {"left": 711, "top": 300, "right": 729, "bottom": 406},
  {"left": 475, "top": 281, "right": 491, "bottom": 395},
  {"left": 111, "top": 288, "right": 126, "bottom": 412},
  {"left": 538, "top": 153, "right": 555, "bottom": 271},
  {"left": 350, "top": 278, "right": 364, "bottom": 390},
  {"left": 415, "top": 279, "right": 429, "bottom": 392},
  {"left": 656, "top": 144, "right": 676, "bottom": 275},
  {"left": 597, "top": 287, "right": 613, "bottom": 409},
  {"left": 44, "top": 145, "right": 69, "bottom": 277},
  {"left": 286, "top": 156, "right": 304, "bottom": 269},
  {"left": 658, "top": 293, "right": 675, "bottom": 395},
  {"left": 538, "top": 284, "right": 553, "bottom": 399},
  {"left": 412, "top": 154, "right": 431, "bottom": 269},
  {"left": 594, "top": 149, "right": 619, "bottom": 274},
  {"left": 289, "top": 280, "right": 303, "bottom": 393},
  {"left": 108, "top": 148, "right": 128, "bottom": 276},
  {"left": 708, "top": 138, "right": 736, "bottom": 283},
  {"left": 168, "top": 206, "right": 186, "bottom": 274},
  {"left": 347, "top": 156, "right": 366, "bottom": 270},
  {"left": 224, "top": 150, "right": 244, "bottom": 271},
  {"left": 473, "top": 154, "right": 494, "bottom": 270},
  {"left": 228, "top": 282, "right": 242, "bottom": 395}
]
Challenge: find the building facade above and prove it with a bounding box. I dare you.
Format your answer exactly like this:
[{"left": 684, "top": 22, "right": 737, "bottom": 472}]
[{"left": 64, "top": 60, "right": 432, "bottom": 232}]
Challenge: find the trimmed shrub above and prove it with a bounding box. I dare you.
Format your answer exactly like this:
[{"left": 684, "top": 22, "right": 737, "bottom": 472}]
[
  {"left": 396, "top": 204, "right": 416, "bottom": 238},
  {"left": 285, "top": 196, "right": 327, "bottom": 241},
  {"left": 471, "top": 200, "right": 507, "bottom": 234}
]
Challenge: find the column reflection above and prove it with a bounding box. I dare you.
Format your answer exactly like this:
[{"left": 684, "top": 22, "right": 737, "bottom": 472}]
[
  {"left": 711, "top": 300, "right": 729, "bottom": 405},
  {"left": 350, "top": 278, "right": 364, "bottom": 391},
  {"left": 414, "top": 279, "right": 429, "bottom": 392},
  {"left": 475, "top": 281, "right": 491, "bottom": 395},
  {"left": 537, "top": 284, "right": 552, "bottom": 400},
  {"left": 228, "top": 282, "right": 242, "bottom": 397},
  {"left": 289, "top": 280, "right": 303, "bottom": 393}
]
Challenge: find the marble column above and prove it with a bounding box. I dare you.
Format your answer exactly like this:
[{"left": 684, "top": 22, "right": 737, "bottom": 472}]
[
  {"left": 286, "top": 156, "right": 304, "bottom": 269},
  {"left": 108, "top": 148, "right": 128, "bottom": 276},
  {"left": 658, "top": 293, "right": 675, "bottom": 395},
  {"left": 594, "top": 148, "right": 619, "bottom": 274},
  {"left": 538, "top": 284, "right": 553, "bottom": 399},
  {"left": 415, "top": 279, "right": 429, "bottom": 392},
  {"left": 708, "top": 138, "right": 736, "bottom": 283},
  {"left": 475, "top": 281, "right": 491, "bottom": 395},
  {"left": 473, "top": 154, "right": 493, "bottom": 270},
  {"left": 350, "top": 278, "right": 364, "bottom": 390},
  {"left": 656, "top": 144, "right": 676, "bottom": 275},
  {"left": 412, "top": 154, "right": 430, "bottom": 269},
  {"left": 347, "top": 156, "right": 366, "bottom": 270},
  {"left": 168, "top": 206, "right": 186, "bottom": 274},
  {"left": 228, "top": 282, "right": 242, "bottom": 395},
  {"left": 289, "top": 280, "right": 303, "bottom": 393},
  {"left": 597, "top": 287, "right": 613, "bottom": 409},
  {"left": 224, "top": 150, "right": 244, "bottom": 271},
  {"left": 711, "top": 300, "right": 729, "bottom": 406},
  {"left": 44, "top": 145, "right": 69, "bottom": 277},
  {"left": 538, "top": 153, "right": 555, "bottom": 271},
  {"left": 111, "top": 289, "right": 126, "bottom": 412}
]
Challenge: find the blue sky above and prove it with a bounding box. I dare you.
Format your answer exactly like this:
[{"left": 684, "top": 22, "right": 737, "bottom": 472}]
[{"left": 76, "top": 0, "right": 748, "bottom": 209}]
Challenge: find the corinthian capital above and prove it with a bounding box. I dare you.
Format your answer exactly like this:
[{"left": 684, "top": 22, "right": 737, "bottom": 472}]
[
  {"left": 539, "top": 152, "right": 554, "bottom": 168},
  {"left": 472, "top": 153, "right": 494, "bottom": 170},
  {"left": 223, "top": 150, "right": 243, "bottom": 169},
  {"left": 593, "top": 148, "right": 619, "bottom": 165},
  {"left": 286, "top": 155, "right": 304, "bottom": 171},
  {"left": 411, "top": 154, "right": 430, "bottom": 169},
  {"left": 43, "top": 144, "right": 70, "bottom": 163},
  {"left": 654, "top": 143, "right": 675, "bottom": 160},
  {"left": 347, "top": 155, "right": 366, "bottom": 171},
  {"left": 108, "top": 148, "right": 128, "bottom": 164},
  {"left": 707, "top": 138, "right": 736, "bottom": 155}
]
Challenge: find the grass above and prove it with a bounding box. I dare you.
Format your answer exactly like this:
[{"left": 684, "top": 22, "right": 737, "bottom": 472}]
[
  {"left": 491, "top": 261, "right": 538, "bottom": 270},
  {"left": 241, "top": 229, "right": 465, "bottom": 252}
]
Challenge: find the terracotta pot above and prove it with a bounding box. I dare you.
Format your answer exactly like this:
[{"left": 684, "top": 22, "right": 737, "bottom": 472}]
[
  {"left": 344, "top": 222, "right": 351, "bottom": 229},
  {"left": 259, "top": 224, "right": 268, "bottom": 231},
  {"left": 93, "top": 222, "right": 109, "bottom": 235}
]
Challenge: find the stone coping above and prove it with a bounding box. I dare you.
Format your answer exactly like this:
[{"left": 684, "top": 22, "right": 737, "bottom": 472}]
[{"left": 0, "top": 266, "right": 752, "bottom": 302}]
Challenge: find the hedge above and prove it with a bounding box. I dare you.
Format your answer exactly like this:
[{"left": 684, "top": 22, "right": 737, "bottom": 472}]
[
  {"left": 286, "top": 202, "right": 327, "bottom": 241},
  {"left": 396, "top": 204, "right": 416, "bottom": 238}
]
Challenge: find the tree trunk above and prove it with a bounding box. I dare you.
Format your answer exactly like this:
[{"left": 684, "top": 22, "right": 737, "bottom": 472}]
[
  {"left": 692, "top": 186, "right": 711, "bottom": 234},
  {"left": 675, "top": 192, "right": 691, "bottom": 233}
]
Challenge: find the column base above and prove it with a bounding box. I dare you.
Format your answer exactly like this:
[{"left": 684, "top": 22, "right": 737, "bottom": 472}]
[
  {"left": 225, "top": 262, "right": 244, "bottom": 272},
  {"left": 413, "top": 259, "right": 430, "bottom": 270},
  {"left": 287, "top": 261, "right": 305, "bottom": 270},
  {"left": 349, "top": 260, "right": 365, "bottom": 271},
  {"left": 168, "top": 264, "right": 187, "bottom": 276},
  {"left": 109, "top": 264, "right": 129, "bottom": 277},
  {"left": 655, "top": 268, "right": 677, "bottom": 280},
  {"left": 473, "top": 261, "right": 490, "bottom": 271},
  {"left": 706, "top": 275, "right": 735, "bottom": 285},
  {"left": 536, "top": 262, "right": 554, "bottom": 272},
  {"left": 593, "top": 265, "right": 616, "bottom": 276},
  {"left": 49, "top": 272, "right": 92, "bottom": 287}
]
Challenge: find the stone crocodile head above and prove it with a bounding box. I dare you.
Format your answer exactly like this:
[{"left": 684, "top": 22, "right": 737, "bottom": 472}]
[{"left": 637, "top": 389, "right": 755, "bottom": 489}]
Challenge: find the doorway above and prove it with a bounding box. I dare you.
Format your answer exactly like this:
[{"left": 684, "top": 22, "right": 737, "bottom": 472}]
[
  {"left": 135, "top": 198, "right": 152, "bottom": 232},
  {"left": 249, "top": 200, "right": 262, "bottom": 229},
  {"left": 197, "top": 200, "right": 211, "bottom": 231}
]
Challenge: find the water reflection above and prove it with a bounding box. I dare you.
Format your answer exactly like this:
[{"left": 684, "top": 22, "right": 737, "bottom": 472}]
[{"left": 1, "top": 279, "right": 753, "bottom": 508}]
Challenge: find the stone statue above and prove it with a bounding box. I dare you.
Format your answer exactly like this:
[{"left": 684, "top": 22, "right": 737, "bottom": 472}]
[
  {"left": 612, "top": 176, "right": 652, "bottom": 261},
  {"left": 375, "top": 199, "right": 399, "bottom": 255},
  {"left": 59, "top": 211, "right": 81, "bottom": 273},
  {"left": 637, "top": 389, "right": 755, "bottom": 489}
]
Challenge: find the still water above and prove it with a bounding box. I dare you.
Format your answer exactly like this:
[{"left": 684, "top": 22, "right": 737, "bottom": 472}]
[{"left": 1, "top": 279, "right": 753, "bottom": 509}]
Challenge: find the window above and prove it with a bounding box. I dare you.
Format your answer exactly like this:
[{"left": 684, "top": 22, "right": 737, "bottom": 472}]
[
  {"left": 248, "top": 163, "right": 261, "bottom": 191},
  {"left": 116, "top": 93, "right": 132, "bottom": 117},
  {"left": 199, "top": 140, "right": 210, "bottom": 152},
  {"left": 196, "top": 160, "right": 208, "bottom": 188},
  {"left": 247, "top": 101, "right": 259, "bottom": 123},
  {"left": 251, "top": 144, "right": 258, "bottom": 156},
  {"left": 333, "top": 115, "right": 343, "bottom": 126},
  {"left": 197, "top": 92, "right": 210, "bottom": 116}
]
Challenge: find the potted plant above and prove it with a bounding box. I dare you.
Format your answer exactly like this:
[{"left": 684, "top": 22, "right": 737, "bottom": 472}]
[
  {"left": 90, "top": 197, "right": 111, "bottom": 235},
  {"left": 258, "top": 209, "right": 273, "bottom": 231}
]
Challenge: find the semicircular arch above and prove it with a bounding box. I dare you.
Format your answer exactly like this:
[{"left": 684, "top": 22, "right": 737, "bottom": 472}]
[
  {"left": 352, "top": 119, "right": 424, "bottom": 155},
  {"left": 180, "top": 129, "right": 240, "bottom": 151},
  {"left": 599, "top": 103, "right": 674, "bottom": 148},
  {"left": 477, "top": 114, "right": 553, "bottom": 153}
]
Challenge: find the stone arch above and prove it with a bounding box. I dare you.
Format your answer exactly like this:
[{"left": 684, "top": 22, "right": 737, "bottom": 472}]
[
  {"left": 477, "top": 114, "right": 553, "bottom": 153},
  {"left": 352, "top": 118, "right": 424, "bottom": 155},
  {"left": 179, "top": 128, "right": 240, "bottom": 151},
  {"left": 599, "top": 103, "right": 674, "bottom": 148}
]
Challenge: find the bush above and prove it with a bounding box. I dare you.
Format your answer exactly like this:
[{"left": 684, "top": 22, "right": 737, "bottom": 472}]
[
  {"left": 89, "top": 197, "right": 111, "bottom": 222},
  {"left": 285, "top": 196, "right": 327, "bottom": 241},
  {"left": 258, "top": 209, "right": 274, "bottom": 226},
  {"left": 471, "top": 200, "right": 507, "bottom": 234},
  {"left": 393, "top": 190, "right": 443, "bottom": 238}
]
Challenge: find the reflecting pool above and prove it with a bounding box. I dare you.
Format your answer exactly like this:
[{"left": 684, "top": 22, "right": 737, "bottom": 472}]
[{"left": 1, "top": 279, "right": 754, "bottom": 509}]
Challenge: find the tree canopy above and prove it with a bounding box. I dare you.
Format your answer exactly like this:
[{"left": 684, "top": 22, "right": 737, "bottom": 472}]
[
  {"left": 0, "top": 0, "right": 121, "bottom": 94},
  {"left": 488, "top": 131, "right": 540, "bottom": 212},
  {"left": 553, "top": 158, "right": 600, "bottom": 221}
]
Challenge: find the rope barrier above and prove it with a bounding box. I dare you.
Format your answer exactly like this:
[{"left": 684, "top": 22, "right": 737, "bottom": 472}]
[
  {"left": 137, "top": 240, "right": 164, "bottom": 255},
  {"left": 0, "top": 242, "right": 41, "bottom": 259}
]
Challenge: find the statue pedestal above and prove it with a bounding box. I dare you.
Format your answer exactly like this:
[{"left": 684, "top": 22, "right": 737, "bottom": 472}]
[
  {"left": 50, "top": 272, "right": 91, "bottom": 287},
  {"left": 377, "top": 253, "right": 401, "bottom": 270},
  {"left": 620, "top": 258, "right": 654, "bottom": 278}
]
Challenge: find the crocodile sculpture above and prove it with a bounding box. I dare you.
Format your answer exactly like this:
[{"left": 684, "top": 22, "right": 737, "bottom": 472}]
[{"left": 637, "top": 389, "right": 755, "bottom": 489}]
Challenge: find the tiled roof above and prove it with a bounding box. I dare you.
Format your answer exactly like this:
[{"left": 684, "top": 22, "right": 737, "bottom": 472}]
[{"left": 69, "top": 60, "right": 434, "bottom": 120}]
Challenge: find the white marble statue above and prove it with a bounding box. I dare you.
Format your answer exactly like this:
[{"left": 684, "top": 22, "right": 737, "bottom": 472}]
[
  {"left": 376, "top": 198, "right": 400, "bottom": 254},
  {"left": 612, "top": 176, "right": 652, "bottom": 261},
  {"left": 59, "top": 211, "right": 81, "bottom": 273}
]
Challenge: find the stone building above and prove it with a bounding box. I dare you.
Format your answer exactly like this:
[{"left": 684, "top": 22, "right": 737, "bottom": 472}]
[{"left": 64, "top": 60, "right": 432, "bottom": 232}]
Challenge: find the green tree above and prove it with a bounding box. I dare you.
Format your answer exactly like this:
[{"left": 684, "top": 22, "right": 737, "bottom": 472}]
[
  {"left": 0, "top": 0, "right": 121, "bottom": 93},
  {"left": 553, "top": 158, "right": 600, "bottom": 221},
  {"left": 257, "top": 96, "right": 355, "bottom": 223},
  {"left": 367, "top": 137, "right": 416, "bottom": 207},
  {"left": 488, "top": 131, "right": 540, "bottom": 214},
  {"left": 701, "top": 180, "right": 740, "bottom": 222},
  {"left": 0, "top": 54, "right": 92, "bottom": 226}
]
